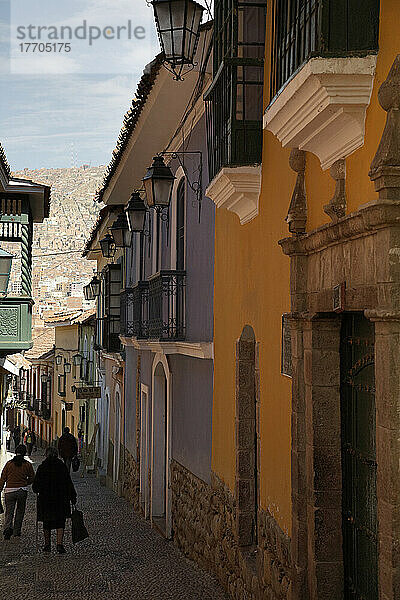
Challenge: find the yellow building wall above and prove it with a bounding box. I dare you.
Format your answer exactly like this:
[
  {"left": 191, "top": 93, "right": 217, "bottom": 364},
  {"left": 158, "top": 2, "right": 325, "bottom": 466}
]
[
  {"left": 212, "top": 0, "right": 396, "bottom": 536},
  {"left": 52, "top": 325, "right": 80, "bottom": 438}
]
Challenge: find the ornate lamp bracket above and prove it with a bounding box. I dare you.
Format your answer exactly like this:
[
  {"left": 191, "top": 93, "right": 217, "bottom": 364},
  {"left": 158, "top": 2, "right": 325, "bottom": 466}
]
[{"left": 286, "top": 148, "right": 307, "bottom": 235}]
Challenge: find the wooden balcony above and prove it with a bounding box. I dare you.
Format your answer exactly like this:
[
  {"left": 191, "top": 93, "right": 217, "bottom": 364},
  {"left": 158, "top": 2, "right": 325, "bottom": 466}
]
[{"left": 0, "top": 297, "right": 33, "bottom": 355}]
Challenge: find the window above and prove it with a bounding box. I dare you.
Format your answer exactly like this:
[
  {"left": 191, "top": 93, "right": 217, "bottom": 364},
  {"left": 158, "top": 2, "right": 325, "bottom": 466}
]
[
  {"left": 58, "top": 373, "right": 66, "bottom": 397},
  {"left": 176, "top": 179, "right": 185, "bottom": 271},
  {"left": 269, "top": 0, "right": 380, "bottom": 98},
  {"left": 101, "top": 264, "right": 122, "bottom": 352},
  {"left": 205, "top": 0, "right": 266, "bottom": 180}
]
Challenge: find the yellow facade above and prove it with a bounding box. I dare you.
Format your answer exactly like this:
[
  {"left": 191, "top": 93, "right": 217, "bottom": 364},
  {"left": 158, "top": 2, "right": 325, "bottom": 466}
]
[
  {"left": 52, "top": 325, "right": 80, "bottom": 438},
  {"left": 212, "top": 0, "right": 398, "bottom": 536}
]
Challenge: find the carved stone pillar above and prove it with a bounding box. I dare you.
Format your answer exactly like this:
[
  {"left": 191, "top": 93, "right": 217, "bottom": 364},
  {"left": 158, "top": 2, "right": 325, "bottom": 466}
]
[
  {"left": 369, "top": 54, "right": 400, "bottom": 201},
  {"left": 286, "top": 149, "right": 307, "bottom": 234},
  {"left": 324, "top": 159, "right": 346, "bottom": 222}
]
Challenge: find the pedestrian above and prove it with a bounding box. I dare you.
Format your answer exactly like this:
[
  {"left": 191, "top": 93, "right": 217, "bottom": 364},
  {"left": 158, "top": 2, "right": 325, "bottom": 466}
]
[
  {"left": 25, "top": 429, "right": 36, "bottom": 457},
  {"left": 5, "top": 427, "right": 11, "bottom": 451},
  {"left": 33, "top": 446, "right": 77, "bottom": 554},
  {"left": 57, "top": 427, "right": 78, "bottom": 472},
  {"left": 0, "top": 444, "right": 35, "bottom": 539},
  {"left": 12, "top": 425, "right": 21, "bottom": 451}
]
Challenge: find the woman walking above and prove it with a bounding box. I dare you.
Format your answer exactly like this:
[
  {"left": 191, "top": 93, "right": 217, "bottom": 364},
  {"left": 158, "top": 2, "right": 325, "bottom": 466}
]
[
  {"left": 33, "top": 446, "right": 77, "bottom": 553},
  {"left": 0, "top": 444, "right": 35, "bottom": 539}
]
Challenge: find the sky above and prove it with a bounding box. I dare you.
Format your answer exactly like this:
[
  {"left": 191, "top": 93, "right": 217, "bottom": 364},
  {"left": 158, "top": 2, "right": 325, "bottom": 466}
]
[{"left": 0, "top": 0, "right": 160, "bottom": 170}]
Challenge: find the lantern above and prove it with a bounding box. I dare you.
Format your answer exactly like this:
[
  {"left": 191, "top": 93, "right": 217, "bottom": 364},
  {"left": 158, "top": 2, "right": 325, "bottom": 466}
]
[
  {"left": 100, "top": 233, "right": 116, "bottom": 258},
  {"left": 73, "top": 353, "right": 82, "bottom": 366},
  {"left": 40, "top": 373, "right": 48, "bottom": 384},
  {"left": 89, "top": 275, "right": 101, "bottom": 297},
  {"left": 152, "top": 0, "right": 205, "bottom": 79},
  {"left": 0, "top": 248, "right": 13, "bottom": 294},
  {"left": 125, "top": 192, "right": 147, "bottom": 233},
  {"left": 56, "top": 355, "right": 62, "bottom": 366},
  {"left": 110, "top": 213, "right": 132, "bottom": 248},
  {"left": 142, "top": 156, "right": 175, "bottom": 209},
  {"left": 84, "top": 283, "right": 94, "bottom": 301},
  {"left": 64, "top": 362, "right": 71, "bottom": 374}
]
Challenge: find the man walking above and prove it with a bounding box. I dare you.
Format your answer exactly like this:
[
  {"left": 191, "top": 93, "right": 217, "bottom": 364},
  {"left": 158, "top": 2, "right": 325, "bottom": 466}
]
[
  {"left": 12, "top": 426, "right": 21, "bottom": 452},
  {"left": 25, "top": 429, "right": 36, "bottom": 457},
  {"left": 57, "top": 427, "right": 78, "bottom": 473}
]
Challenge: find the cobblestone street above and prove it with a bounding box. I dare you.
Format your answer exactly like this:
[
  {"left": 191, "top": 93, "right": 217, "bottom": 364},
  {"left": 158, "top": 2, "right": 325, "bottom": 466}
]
[{"left": 0, "top": 449, "right": 228, "bottom": 600}]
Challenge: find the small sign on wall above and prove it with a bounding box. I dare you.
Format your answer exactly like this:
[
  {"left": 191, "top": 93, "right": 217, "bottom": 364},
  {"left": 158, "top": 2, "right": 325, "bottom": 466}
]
[
  {"left": 281, "top": 314, "right": 292, "bottom": 378},
  {"left": 333, "top": 282, "right": 346, "bottom": 312}
]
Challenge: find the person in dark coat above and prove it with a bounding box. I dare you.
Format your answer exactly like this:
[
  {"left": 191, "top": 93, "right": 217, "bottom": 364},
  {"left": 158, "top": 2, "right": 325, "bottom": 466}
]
[
  {"left": 32, "top": 446, "right": 77, "bottom": 553},
  {"left": 57, "top": 427, "right": 78, "bottom": 472},
  {"left": 12, "top": 425, "right": 21, "bottom": 451}
]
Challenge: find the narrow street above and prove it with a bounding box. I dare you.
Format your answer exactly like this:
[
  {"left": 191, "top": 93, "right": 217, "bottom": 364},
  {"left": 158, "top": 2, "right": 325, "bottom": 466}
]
[{"left": 0, "top": 449, "right": 228, "bottom": 600}]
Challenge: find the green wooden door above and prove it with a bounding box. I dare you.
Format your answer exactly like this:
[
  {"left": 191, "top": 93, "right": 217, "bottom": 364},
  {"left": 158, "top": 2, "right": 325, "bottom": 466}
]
[{"left": 341, "top": 314, "right": 378, "bottom": 599}]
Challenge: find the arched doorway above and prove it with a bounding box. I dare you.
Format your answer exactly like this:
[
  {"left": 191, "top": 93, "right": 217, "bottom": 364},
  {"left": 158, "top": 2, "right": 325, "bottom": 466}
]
[
  {"left": 151, "top": 360, "right": 170, "bottom": 536},
  {"left": 114, "top": 389, "right": 121, "bottom": 485}
]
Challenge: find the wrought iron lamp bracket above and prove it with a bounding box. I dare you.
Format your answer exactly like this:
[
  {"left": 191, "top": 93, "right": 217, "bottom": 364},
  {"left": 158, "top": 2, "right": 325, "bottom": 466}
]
[{"left": 159, "top": 151, "right": 203, "bottom": 222}]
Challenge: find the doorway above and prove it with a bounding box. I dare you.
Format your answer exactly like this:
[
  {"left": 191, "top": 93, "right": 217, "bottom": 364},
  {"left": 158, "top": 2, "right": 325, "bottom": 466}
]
[
  {"left": 114, "top": 390, "right": 121, "bottom": 485},
  {"left": 151, "top": 361, "right": 169, "bottom": 536},
  {"left": 140, "top": 385, "right": 150, "bottom": 518},
  {"left": 341, "top": 313, "right": 377, "bottom": 599}
]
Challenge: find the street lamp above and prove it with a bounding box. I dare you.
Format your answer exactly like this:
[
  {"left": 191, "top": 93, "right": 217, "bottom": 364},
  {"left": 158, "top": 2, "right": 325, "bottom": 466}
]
[
  {"left": 152, "top": 0, "right": 205, "bottom": 80},
  {"left": 89, "top": 275, "right": 101, "bottom": 297},
  {"left": 0, "top": 248, "right": 13, "bottom": 294},
  {"left": 40, "top": 373, "right": 48, "bottom": 384},
  {"left": 125, "top": 192, "right": 147, "bottom": 233},
  {"left": 110, "top": 213, "right": 132, "bottom": 248},
  {"left": 142, "top": 156, "right": 175, "bottom": 210},
  {"left": 55, "top": 355, "right": 62, "bottom": 366},
  {"left": 84, "top": 283, "right": 95, "bottom": 301},
  {"left": 64, "top": 362, "right": 71, "bottom": 374},
  {"left": 73, "top": 353, "right": 82, "bottom": 366},
  {"left": 100, "top": 233, "right": 116, "bottom": 258}
]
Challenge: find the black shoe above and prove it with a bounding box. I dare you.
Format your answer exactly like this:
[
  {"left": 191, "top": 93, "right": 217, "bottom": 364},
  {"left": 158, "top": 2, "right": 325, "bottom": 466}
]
[
  {"left": 43, "top": 545, "right": 51, "bottom": 553},
  {"left": 3, "top": 529, "right": 12, "bottom": 540},
  {"left": 56, "top": 544, "right": 66, "bottom": 554}
]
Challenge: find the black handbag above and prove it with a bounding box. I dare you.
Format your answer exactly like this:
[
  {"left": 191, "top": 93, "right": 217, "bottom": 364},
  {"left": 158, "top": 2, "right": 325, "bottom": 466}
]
[
  {"left": 71, "top": 506, "right": 89, "bottom": 544},
  {"left": 71, "top": 455, "right": 80, "bottom": 472}
]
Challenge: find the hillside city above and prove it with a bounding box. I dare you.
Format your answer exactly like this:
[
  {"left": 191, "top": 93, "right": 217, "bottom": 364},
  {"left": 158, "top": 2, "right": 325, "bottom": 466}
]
[{"left": 8, "top": 165, "right": 104, "bottom": 331}]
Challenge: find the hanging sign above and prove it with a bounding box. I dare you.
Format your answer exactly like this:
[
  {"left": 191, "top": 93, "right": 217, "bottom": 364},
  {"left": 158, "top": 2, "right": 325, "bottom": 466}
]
[{"left": 75, "top": 386, "right": 102, "bottom": 399}]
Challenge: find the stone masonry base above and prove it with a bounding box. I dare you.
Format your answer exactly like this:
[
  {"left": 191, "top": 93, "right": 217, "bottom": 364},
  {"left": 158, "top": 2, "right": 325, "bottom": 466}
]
[{"left": 170, "top": 460, "right": 291, "bottom": 600}]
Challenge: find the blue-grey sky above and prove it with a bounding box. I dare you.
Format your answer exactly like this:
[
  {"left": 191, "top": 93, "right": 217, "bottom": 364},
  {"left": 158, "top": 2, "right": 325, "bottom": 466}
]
[{"left": 0, "top": 0, "right": 160, "bottom": 170}]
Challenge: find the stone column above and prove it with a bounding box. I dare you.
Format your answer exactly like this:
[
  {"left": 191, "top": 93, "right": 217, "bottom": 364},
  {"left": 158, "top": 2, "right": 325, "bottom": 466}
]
[
  {"left": 290, "top": 316, "right": 308, "bottom": 600},
  {"left": 366, "top": 313, "right": 400, "bottom": 600},
  {"left": 303, "top": 316, "right": 343, "bottom": 600}
]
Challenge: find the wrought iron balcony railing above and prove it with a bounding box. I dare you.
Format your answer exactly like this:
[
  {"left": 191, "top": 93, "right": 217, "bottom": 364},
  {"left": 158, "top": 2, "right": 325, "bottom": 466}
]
[
  {"left": 120, "top": 282, "right": 149, "bottom": 339},
  {"left": 269, "top": 0, "right": 379, "bottom": 98},
  {"left": 96, "top": 316, "right": 121, "bottom": 353},
  {"left": 148, "top": 271, "right": 186, "bottom": 341}
]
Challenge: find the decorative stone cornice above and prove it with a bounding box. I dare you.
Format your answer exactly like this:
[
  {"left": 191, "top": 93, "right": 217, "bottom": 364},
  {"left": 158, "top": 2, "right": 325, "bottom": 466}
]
[
  {"left": 286, "top": 149, "right": 307, "bottom": 234},
  {"left": 205, "top": 166, "right": 261, "bottom": 225},
  {"left": 364, "top": 310, "right": 400, "bottom": 322},
  {"left": 264, "top": 55, "right": 377, "bottom": 170},
  {"left": 120, "top": 337, "right": 214, "bottom": 359},
  {"left": 279, "top": 201, "right": 400, "bottom": 257},
  {"left": 369, "top": 55, "right": 400, "bottom": 201}
]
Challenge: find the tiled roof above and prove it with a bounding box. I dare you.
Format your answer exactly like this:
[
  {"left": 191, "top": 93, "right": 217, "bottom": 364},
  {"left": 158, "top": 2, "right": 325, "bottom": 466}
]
[
  {"left": 25, "top": 328, "right": 56, "bottom": 360},
  {"left": 94, "top": 55, "right": 163, "bottom": 205},
  {"left": 44, "top": 308, "right": 96, "bottom": 326}
]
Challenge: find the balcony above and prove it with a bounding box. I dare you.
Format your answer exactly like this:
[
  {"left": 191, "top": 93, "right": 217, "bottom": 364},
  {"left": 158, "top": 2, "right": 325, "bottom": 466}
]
[
  {"left": 96, "top": 316, "right": 121, "bottom": 354},
  {"left": 120, "top": 282, "right": 149, "bottom": 339},
  {"left": 264, "top": 0, "right": 379, "bottom": 169},
  {"left": 148, "top": 271, "right": 186, "bottom": 341},
  {"left": 0, "top": 297, "right": 33, "bottom": 355}
]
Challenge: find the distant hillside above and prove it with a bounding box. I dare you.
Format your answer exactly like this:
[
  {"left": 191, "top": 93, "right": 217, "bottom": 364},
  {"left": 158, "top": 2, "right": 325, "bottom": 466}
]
[{"left": 9, "top": 165, "right": 105, "bottom": 327}]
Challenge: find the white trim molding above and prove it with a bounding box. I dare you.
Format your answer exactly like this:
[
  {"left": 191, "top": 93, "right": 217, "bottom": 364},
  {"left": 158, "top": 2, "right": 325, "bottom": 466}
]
[
  {"left": 263, "top": 55, "right": 377, "bottom": 170},
  {"left": 120, "top": 337, "right": 213, "bottom": 359},
  {"left": 206, "top": 166, "right": 261, "bottom": 225}
]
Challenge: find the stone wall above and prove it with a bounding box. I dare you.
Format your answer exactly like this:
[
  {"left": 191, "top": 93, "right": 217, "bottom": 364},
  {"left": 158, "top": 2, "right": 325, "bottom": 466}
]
[
  {"left": 121, "top": 445, "right": 140, "bottom": 510},
  {"left": 171, "top": 460, "right": 291, "bottom": 600}
]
